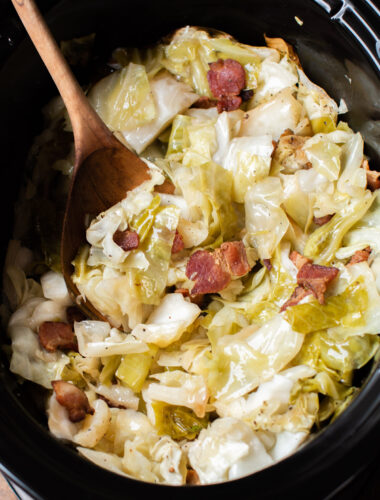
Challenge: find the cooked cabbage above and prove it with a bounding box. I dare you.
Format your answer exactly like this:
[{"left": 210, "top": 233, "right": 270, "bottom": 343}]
[
  {"left": 4, "top": 26, "right": 379, "bottom": 488},
  {"left": 245, "top": 177, "right": 290, "bottom": 259}
]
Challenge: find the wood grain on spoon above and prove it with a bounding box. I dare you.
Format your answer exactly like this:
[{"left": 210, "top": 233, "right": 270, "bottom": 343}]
[{"left": 12, "top": 0, "right": 173, "bottom": 320}]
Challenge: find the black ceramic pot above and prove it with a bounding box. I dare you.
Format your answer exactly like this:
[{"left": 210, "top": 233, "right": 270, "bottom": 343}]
[{"left": 0, "top": 1, "right": 379, "bottom": 499}]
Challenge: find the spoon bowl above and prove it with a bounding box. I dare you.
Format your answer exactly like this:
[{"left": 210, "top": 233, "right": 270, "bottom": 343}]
[{"left": 61, "top": 147, "right": 152, "bottom": 319}]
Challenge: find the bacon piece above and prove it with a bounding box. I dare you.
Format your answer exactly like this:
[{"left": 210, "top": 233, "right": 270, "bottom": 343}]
[
  {"left": 290, "top": 250, "right": 312, "bottom": 270},
  {"left": 297, "top": 263, "right": 339, "bottom": 304},
  {"left": 186, "top": 468, "right": 200, "bottom": 485},
  {"left": 283, "top": 252, "right": 339, "bottom": 309},
  {"left": 52, "top": 380, "right": 94, "bottom": 423},
  {"left": 219, "top": 241, "right": 250, "bottom": 276},
  {"left": 172, "top": 230, "right": 185, "bottom": 254},
  {"left": 313, "top": 214, "right": 334, "bottom": 226},
  {"left": 347, "top": 246, "right": 371, "bottom": 267},
  {"left": 186, "top": 241, "right": 250, "bottom": 295},
  {"left": 207, "top": 59, "right": 246, "bottom": 98},
  {"left": 263, "top": 259, "right": 272, "bottom": 271},
  {"left": 66, "top": 306, "right": 86, "bottom": 325},
  {"left": 217, "top": 95, "right": 242, "bottom": 113},
  {"left": 186, "top": 250, "right": 231, "bottom": 295},
  {"left": 280, "top": 286, "right": 312, "bottom": 311},
  {"left": 113, "top": 229, "right": 139, "bottom": 251},
  {"left": 192, "top": 96, "right": 217, "bottom": 109},
  {"left": 38, "top": 322, "right": 77, "bottom": 352},
  {"left": 361, "top": 159, "right": 380, "bottom": 191}
]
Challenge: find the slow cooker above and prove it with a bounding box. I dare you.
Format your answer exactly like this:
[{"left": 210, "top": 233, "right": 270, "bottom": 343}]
[{"left": 0, "top": 1, "right": 379, "bottom": 498}]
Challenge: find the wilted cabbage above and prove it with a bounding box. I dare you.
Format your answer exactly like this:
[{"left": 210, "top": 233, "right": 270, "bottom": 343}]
[{"left": 4, "top": 25, "right": 379, "bottom": 488}]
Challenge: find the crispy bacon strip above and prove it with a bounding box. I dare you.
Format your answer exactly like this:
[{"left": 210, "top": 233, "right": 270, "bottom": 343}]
[
  {"left": 66, "top": 306, "right": 86, "bottom": 325},
  {"left": 290, "top": 250, "right": 312, "bottom": 270},
  {"left": 38, "top": 321, "right": 77, "bottom": 352},
  {"left": 362, "top": 159, "right": 380, "bottom": 191},
  {"left": 280, "top": 286, "right": 312, "bottom": 311},
  {"left": 52, "top": 380, "right": 94, "bottom": 422},
  {"left": 113, "top": 229, "right": 139, "bottom": 251},
  {"left": 186, "top": 469, "right": 201, "bottom": 485},
  {"left": 172, "top": 230, "right": 185, "bottom": 254},
  {"left": 297, "top": 263, "right": 339, "bottom": 304},
  {"left": 313, "top": 214, "right": 334, "bottom": 226},
  {"left": 347, "top": 246, "right": 371, "bottom": 266},
  {"left": 186, "top": 241, "right": 250, "bottom": 295}
]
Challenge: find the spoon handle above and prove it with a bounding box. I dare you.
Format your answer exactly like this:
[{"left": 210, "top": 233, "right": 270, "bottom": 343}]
[{"left": 11, "top": 0, "right": 118, "bottom": 169}]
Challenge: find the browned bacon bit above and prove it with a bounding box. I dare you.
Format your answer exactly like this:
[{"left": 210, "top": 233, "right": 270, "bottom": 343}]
[
  {"left": 313, "top": 214, "right": 334, "bottom": 226},
  {"left": 217, "top": 94, "right": 242, "bottom": 113},
  {"left": 282, "top": 252, "right": 339, "bottom": 309},
  {"left": 186, "top": 241, "right": 250, "bottom": 295},
  {"left": 297, "top": 263, "right": 339, "bottom": 304},
  {"left": 38, "top": 321, "right": 77, "bottom": 352},
  {"left": 290, "top": 250, "right": 312, "bottom": 270},
  {"left": 347, "top": 246, "right": 371, "bottom": 267},
  {"left": 207, "top": 59, "right": 246, "bottom": 98},
  {"left": 172, "top": 230, "right": 185, "bottom": 254},
  {"left": 263, "top": 259, "right": 272, "bottom": 271},
  {"left": 280, "top": 286, "right": 312, "bottom": 311},
  {"left": 192, "top": 96, "right": 217, "bottom": 109},
  {"left": 361, "top": 159, "right": 380, "bottom": 191},
  {"left": 175, "top": 287, "right": 190, "bottom": 297},
  {"left": 113, "top": 229, "right": 139, "bottom": 251},
  {"left": 220, "top": 241, "right": 250, "bottom": 276},
  {"left": 66, "top": 305, "right": 86, "bottom": 325},
  {"left": 52, "top": 380, "right": 94, "bottom": 422},
  {"left": 186, "top": 249, "right": 231, "bottom": 295},
  {"left": 186, "top": 468, "right": 201, "bottom": 485}
]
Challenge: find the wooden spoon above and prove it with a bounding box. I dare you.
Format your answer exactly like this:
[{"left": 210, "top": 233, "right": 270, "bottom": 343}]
[{"left": 12, "top": 0, "right": 172, "bottom": 320}]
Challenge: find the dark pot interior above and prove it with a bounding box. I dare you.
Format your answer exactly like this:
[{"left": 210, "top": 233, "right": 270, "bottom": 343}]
[{"left": 0, "top": 1, "right": 379, "bottom": 499}]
